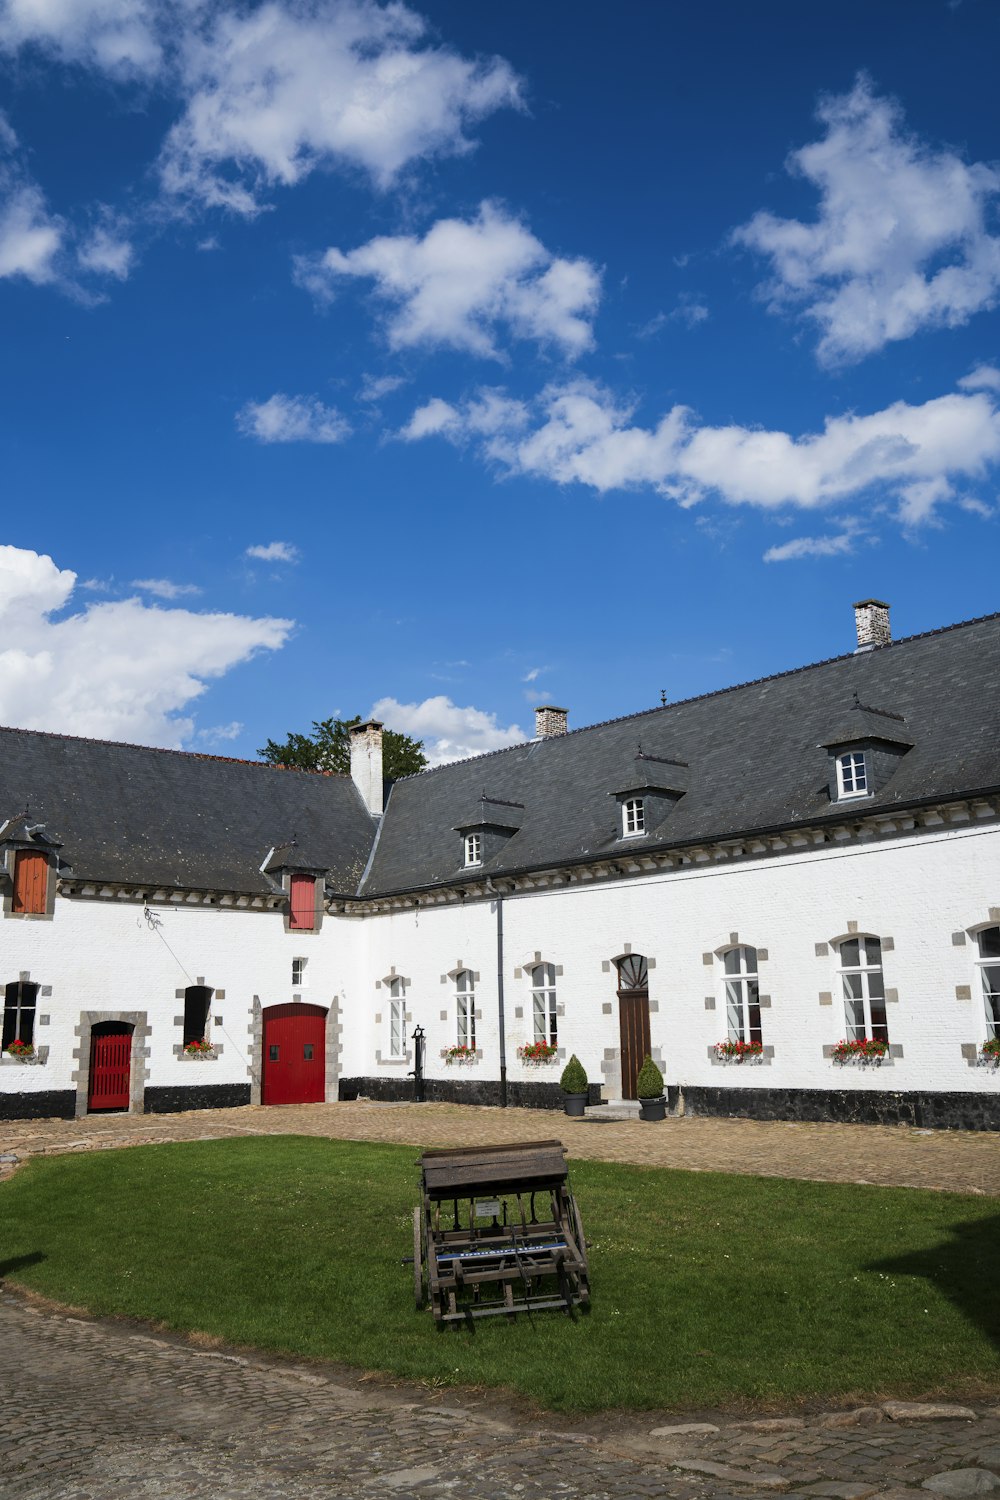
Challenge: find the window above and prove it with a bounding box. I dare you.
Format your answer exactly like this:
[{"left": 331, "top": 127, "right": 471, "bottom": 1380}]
[
  {"left": 622, "top": 798, "right": 645, "bottom": 837},
  {"left": 183, "top": 985, "right": 212, "bottom": 1046},
  {"left": 3, "top": 980, "right": 38, "bottom": 1050},
  {"left": 722, "top": 947, "right": 762, "bottom": 1046},
  {"left": 464, "top": 832, "right": 482, "bottom": 867},
  {"left": 838, "top": 937, "right": 888, "bottom": 1043},
  {"left": 456, "top": 969, "right": 476, "bottom": 1050},
  {"left": 976, "top": 927, "right": 1000, "bottom": 1041},
  {"left": 531, "top": 962, "right": 558, "bottom": 1046},
  {"left": 389, "top": 977, "right": 406, "bottom": 1058},
  {"left": 289, "top": 874, "right": 316, "bottom": 930},
  {"left": 836, "top": 751, "right": 868, "bottom": 799},
  {"left": 292, "top": 957, "right": 307, "bottom": 988},
  {"left": 11, "top": 850, "right": 48, "bottom": 915}
]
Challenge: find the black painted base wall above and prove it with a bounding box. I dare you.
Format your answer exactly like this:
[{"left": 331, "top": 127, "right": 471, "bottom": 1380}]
[
  {"left": 0, "top": 1089, "right": 76, "bottom": 1121},
  {"left": 143, "top": 1084, "right": 252, "bottom": 1115},
  {"left": 339, "top": 1076, "right": 603, "bottom": 1109},
  {"left": 682, "top": 1085, "right": 1000, "bottom": 1132}
]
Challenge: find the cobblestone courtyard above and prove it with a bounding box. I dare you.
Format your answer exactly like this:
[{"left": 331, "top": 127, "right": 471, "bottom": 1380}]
[{"left": 3, "top": 1102, "right": 1000, "bottom": 1498}]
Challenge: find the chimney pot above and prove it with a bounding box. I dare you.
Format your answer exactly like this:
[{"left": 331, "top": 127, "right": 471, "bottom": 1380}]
[
  {"left": 534, "top": 705, "right": 569, "bottom": 739},
  {"left": 349, "top": 719, "right": 384, "bottom": 816},
  {"left": 853, "top": 599, "right": 891, "bottom": 652}
]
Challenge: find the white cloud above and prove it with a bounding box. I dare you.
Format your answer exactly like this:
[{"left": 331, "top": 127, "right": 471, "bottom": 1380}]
[
  {"left": 358, "top": 372, "right": 407, "bottom": 403},
  {"left": 0, "top": 543, "right": 292, "bottom": 747},
  {"left": 0, "top": 0, "right": 161, "bottom": 76},
  {"left": 245, "top": 540, "right": 300, "bottom": 563},
  {"left": 0, "top": 180, "right": 62, "bottom": 284},
  {"left": 370, "top": 694, "right": 525, "bottom": 766},
  {"left": 297, "top": 202, "right": 600, "bottom": 358},
  {"left": 130, "top": 577, "right": 201, "bottom": 600},
  {"left": 236, "top": 393, "right": 351, "bottom": 445},
  {"left": 159, "top": 1, "right": 521, "bottom": 213},
  {"left": 402, "top": 376, "right": 1000, "bottom": 528},
  {"left": 637, "top": 295, "right": 709, "bottom": 339},
  {"left": 734, "top": 76, "right": 1000, "bottom": 365},
  {"left": 195, "top": 720, "right": 244, "bottom": 745},
  {"left": 959, "top": 364, "right": 1000, "bottom": 392},
  {"left": 763, "top": 530, "right": 859, "bottom": 563},
  {"left": 77, "top": 222, "right": 133, "bottom": 279}
]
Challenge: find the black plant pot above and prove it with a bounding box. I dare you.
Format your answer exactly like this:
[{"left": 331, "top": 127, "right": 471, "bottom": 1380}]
[
  {"left": 638, "top": 1096, "right": 667, "bottom": 1122},
  {"left": 563, "top": 1092, "right": 588, "bottom": 1116}
]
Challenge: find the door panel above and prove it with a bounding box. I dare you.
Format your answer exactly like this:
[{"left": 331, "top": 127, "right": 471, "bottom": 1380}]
[
  {"left": 88, "top": 1027, "right": 132, "bottom": 1112},
  {"left": 618, "top": 991, "right": 651, "bottom": 1100},
  {"left": 262, "top": 1003, "right": 326, "bottom": 1105}
]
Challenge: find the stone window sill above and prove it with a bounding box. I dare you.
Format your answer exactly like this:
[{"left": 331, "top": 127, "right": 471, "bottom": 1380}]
[
  {"left": 1, "top": 1048, "right": 48, "bottom": 1066},
  {"left": 176, "top": 1049, "right": 220, "bottom": 1061},
  {"left": 823, "top": 1043, "right": 903, "bottom": 1067},
  {"left": 708, "top": 1045, "right": 774, "bottom": 1066}
]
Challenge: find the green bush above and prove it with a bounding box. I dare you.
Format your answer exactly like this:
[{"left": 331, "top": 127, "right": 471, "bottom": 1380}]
[
  {"left": 636, "top": 1055, "right": 664, "bottom": 1098},
  {"left": 559, "top": 1053, "right": 588, "bottom": 1093}
]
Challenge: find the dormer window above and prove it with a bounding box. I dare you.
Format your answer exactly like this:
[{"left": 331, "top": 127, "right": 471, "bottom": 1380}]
[
  {"left": 12, "top": 850, "right": 49, "bottom": 913},
  {"left": 836, "top": 751, "right": 868, "bottom": 800},
  {"left": 464, "top": 832, "right": 482, "bottom": 867},
  {"left": 622, "top": 798, "right": 646, "bottom": 837},
  {"left": 289, "top": 873, "right": 317, "bottom": 930}
]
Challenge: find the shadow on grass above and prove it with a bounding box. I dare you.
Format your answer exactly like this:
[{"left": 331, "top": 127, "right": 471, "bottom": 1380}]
[
  {"left": 0, "top": 1251, "right": 45, "bottom": 1280},
  {"left": 868, "top": 1213, "right": 1000, "bottom": 1352}
]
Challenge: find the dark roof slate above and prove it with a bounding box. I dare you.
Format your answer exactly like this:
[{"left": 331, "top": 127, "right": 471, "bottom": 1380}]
[
  {"left": 361, "top": 613, "right": 1000, "bottom": 896},
  {"left": 0, "top": 730, "right": 376, "bottom": 894}
]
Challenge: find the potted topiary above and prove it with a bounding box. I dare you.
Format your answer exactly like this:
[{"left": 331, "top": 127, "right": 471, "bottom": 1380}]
[
  {"left": 636, "top": 1055, "right": 667, "bottom": 1121},
  {"left": 560, "top": 1054, "right": 589, "bottom": 1116}
]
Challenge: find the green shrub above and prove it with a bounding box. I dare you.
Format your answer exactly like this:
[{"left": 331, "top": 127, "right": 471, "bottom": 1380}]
[
  {"left": 636, "top": 1055, "right": 664, "bottom": 1098},
  {"left": 559, "top": 1053, "right": 588, "bottom": 1093}
]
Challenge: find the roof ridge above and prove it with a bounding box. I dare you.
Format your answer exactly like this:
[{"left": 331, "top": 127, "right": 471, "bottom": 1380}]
[
  {"left": 394, "top": 607, "right": 1000, "bottom": 781},
  {"left": 0, "top": 724, "right": 349, "bottom": 776}
]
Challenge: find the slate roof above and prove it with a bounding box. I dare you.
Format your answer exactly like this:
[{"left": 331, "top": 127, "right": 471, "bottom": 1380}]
[
  {"left": 0, "top": 730, "right": 376, "bottom": 894},
  {"left": 360, "top": 612, "right": 1000, "bottom": 897}
]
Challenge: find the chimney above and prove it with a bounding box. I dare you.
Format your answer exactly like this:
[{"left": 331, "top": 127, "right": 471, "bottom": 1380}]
[
  {"left": 534, "top": 705, "right": 569, "bottom": 739},
  {"left": 853, "top": 599, "right": 891, "bottom": 652},
  {"left": 349, "top": 720, "right": 384, "bottom": 816}
]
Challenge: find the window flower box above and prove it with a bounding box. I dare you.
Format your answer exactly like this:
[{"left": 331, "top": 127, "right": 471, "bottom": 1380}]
[
  {"left": 2, "top": 1040, "right": 45, "bottom": 1064},
  {"left": 441, "top": 1044, "right": 478, "bottom": 1065},
  {"left": 182, "top": 1039, "right": 217, "bottom": 1060},
  {"left": 517, "top": 1041, "right": 558, "bottom": 1065},
  {"left": 5, "top": 1039, "right": 34, "bottom": 1059},
  {"left": 831, "top": 1037, "right": 888, "bottom": 1064},
  {"left": 980, "top": 1039, "right": 1000, "bottom": 1066},
  {"left": 714, "top": 1039, "right": 764, "bottom": 1064}
]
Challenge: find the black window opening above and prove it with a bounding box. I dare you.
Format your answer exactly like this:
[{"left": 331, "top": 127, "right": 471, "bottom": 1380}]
[
  {"left": 3, "top": 980, "right": 38, "bottom": 1050},
  {"left": 183, "top": 985, "right": 213, "bottom": 1046}
]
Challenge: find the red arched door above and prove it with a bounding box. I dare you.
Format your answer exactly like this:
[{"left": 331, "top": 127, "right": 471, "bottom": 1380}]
[
  {"left": 262, "top": 1004, "right": 326, "bottom": 1105},
  {"left": 88, "top": 1023, "right": 133, "bottom": 1112}
]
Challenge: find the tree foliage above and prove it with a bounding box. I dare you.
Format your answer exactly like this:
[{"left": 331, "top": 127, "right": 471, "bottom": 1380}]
[{"left": 258, "top": 716, "right": 427, "bottom": 780}]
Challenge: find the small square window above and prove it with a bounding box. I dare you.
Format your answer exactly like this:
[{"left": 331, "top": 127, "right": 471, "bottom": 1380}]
[
  {"left": 836, "top": 751, "right": 868, "bottom": 799},
  {"left": 464, "top": 832, "right": 482, "bottom": 867},
  {"left": 622, "top": 797, "right": 645, "bottom": 837},
  {"left": 292, "top": 957, "right": 307, "bottom": 987}
]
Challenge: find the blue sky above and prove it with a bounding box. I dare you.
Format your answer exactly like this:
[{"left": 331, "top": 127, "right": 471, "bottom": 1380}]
[{"left": 1, "top": 0, "right": 998, "bottom": 762}]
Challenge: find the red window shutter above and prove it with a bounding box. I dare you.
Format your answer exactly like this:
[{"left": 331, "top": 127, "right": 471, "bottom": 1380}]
[
  {"left": 289, "top": 874, "right": 316, "bottom": 930},
  {"left": 13, "top": 851, "right": 48, "bottom": 914}
]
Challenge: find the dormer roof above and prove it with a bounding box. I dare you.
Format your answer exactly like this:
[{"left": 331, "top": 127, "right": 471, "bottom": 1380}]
[{"left": 819, "top": 696, "right": 916, "bottom": 751}]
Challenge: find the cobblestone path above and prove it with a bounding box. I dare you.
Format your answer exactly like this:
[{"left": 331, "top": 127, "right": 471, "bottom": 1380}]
[
  {"left": 2, "top": 1100, "right": 999, "bottom": 1195},
  {"left": 3, "top": 1295, "right": 999, "bottom": 1500}
]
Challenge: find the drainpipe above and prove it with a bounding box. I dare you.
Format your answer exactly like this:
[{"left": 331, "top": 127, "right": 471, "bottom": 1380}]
[{"left": 490, "top": 881, "right": 508, "bottom": 1108}]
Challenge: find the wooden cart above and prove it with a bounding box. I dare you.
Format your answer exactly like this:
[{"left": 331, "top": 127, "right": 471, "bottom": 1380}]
[{"left": 412, "top": 1139, "right": 590, "bottom": 1322}]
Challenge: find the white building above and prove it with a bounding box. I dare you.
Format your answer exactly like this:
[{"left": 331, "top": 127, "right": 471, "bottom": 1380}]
[{"left": 2, "top": 600, "right": 999, "bottom": 1130}]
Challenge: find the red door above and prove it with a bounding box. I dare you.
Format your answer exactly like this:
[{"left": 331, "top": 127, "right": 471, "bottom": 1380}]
[
  {"left": 88, "top": 1025, "right": 133, "bottom": 1112},
  {"left": 262, "top": 1004, "right": 326, "bottom": 1105}
]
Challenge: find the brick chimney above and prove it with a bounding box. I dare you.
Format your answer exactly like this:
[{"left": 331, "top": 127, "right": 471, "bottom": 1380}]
[
  {"left": 349, "top": 720, "right": 384, "bottom": 816},
  {"left": 534, "top": 705, "right": 569, "bottom": 739},
  {"left": 853, "top": 599, "right": 891, "bottom": 652}
]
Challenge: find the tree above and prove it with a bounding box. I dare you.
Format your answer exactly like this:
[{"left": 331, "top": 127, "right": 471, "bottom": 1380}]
[{"left": 258, "top": 716, "right": 427, "bottom": 780}]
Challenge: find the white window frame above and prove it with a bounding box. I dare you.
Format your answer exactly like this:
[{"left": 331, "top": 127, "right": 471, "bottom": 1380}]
[
  {"left": 836, "top": 750, "right": 869, "bottom": 800},
  {"left": 388, "top": 977, "right": 406, "bottom": 1059},
  {"left": 2, "top": 979, "right": 38, "bottom": 1050},
  {"left": 464, "top": 832, "right": 482, "bottom": 867},
  {"left": 291, "top": 956, "right": 307, "bottom": 988},
  {"left": 837, "top": 936, "right": 888, "bottom": 1042},
  {"left": 976, "top": 927, "right": 1000, "bottom": 1041},
  {"left": 456, "top": 969, "right": 476, "bottom": 1049},
  {"left": 622, "top": 797, "right": 646, "bottom": 837},
  {"left": 721, "top": 947, "right": 762, "bottom": 1045},
  {"left": 530, "top": 962, "right": 558, "bottom": 1046}
]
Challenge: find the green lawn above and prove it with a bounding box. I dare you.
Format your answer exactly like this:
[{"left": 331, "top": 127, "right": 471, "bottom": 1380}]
[{"left": 1, "top": 1135, "right": 998, "bottom": 1412}]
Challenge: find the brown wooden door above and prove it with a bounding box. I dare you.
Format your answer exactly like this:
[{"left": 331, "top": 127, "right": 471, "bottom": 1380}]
[
  {"left": 618, "top": 990, "right": 651, "bottom": 1099},
  {"left": 88, "top": 1025, "right": 132, "bottom": 1112},
  {"left": 12, "top": 851, "right": 48, "bottom": 914}
]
